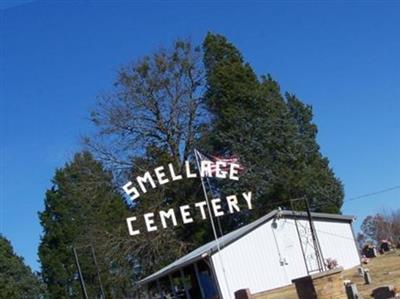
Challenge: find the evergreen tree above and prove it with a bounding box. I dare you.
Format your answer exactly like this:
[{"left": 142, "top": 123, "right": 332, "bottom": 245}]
[
  {"left": 0, "top": 235, "right": 45, "bottom": 298},
  {"left": 38, "top": 152, "right": 132, "bottom": 298},
  {"left": 202, "top": 33, "right": 343, "bottom": 220}
]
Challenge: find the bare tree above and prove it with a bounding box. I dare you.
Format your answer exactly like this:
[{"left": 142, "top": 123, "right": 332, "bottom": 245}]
[
  {"left": 82, "top": 39, "right": 208, "bottom": 282},
  {"left": 86, "top": 39, "right": 205, "bottom": 175},
  {"left": 360, "top": 208, "right": 400, "bottom": 246}
]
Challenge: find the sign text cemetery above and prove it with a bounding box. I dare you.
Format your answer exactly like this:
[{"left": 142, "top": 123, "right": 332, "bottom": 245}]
[{"left": 123, "top": 159, "right": 253, "bottom": 236}]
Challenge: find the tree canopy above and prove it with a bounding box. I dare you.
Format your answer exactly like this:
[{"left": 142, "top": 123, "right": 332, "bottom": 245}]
[
  {"left": 202, "top": 33, "right": 343, "bottom": 222},
  {"left": 358, "top": 209, "right": 400, "bottom": 246},
  {"left": 85, "top": 33, "right": 344, "bottom": 275},
  {"left": 0, "top": 235, "right": 45, "bottom": 298},
  {"left": 38, "top": 33, "right": 345, "bottom": 293},
  {"left": 38, "top": 152, "right": 132, "bottom": 298}
]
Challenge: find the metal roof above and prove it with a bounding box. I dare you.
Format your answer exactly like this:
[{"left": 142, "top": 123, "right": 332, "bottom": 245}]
[{"left": 139, "top": 210, "right": 354, "bottom": 285}]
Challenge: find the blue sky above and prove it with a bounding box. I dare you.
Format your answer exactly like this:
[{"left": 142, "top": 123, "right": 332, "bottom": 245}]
[{"left": 1, "top": 1, "right": 399, "bottom": 272}]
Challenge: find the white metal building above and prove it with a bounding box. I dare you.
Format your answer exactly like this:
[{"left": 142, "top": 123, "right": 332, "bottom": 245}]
[{"left": 139, "top": 210, "right": 361, "bottom": 299}]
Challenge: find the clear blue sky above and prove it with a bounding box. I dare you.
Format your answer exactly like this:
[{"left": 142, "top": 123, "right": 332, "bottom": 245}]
[{"left": 1, "top": 1, "right": 399, "bottom": 272}]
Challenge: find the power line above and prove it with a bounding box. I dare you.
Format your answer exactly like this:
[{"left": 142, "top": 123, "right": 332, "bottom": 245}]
[
  {"left": 266, "top": 185, "right": 400, "bottom": 209},
  {"left": 345, "top": 185, "right": 400, "bottom": 202}
]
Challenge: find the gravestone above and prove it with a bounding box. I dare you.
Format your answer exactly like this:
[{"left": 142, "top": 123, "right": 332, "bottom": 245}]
[
  {"left": 234, "top": 288, "right": 253, "bottom": 299},
  {"left": 372, "top": 286, "right": 396, "bottom": 299},
  {"left": 357, "top": 267, "right": 365, "bottom": 277},
  {"left": 364, "top": 269, "right": 372, "bottom": 284},
  {"left": 345, "top": 282, "right": 361, "bottom": 299}
]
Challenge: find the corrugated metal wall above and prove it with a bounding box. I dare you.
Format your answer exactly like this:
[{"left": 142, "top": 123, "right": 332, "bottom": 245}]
[
  {"left": 211, "top": 217, "right": 360, "bottom": 299},
  {"left": 314, "top": 220, "right": 360, "bottom": 269}
]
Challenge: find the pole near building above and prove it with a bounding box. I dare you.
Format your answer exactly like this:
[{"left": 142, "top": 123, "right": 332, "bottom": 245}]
[
  {"left": 290, "top": 197, "right": 326, "bottom": 274},
  {"left": 194, "top": 149, "right": 232, "bottom": 299},
  {"left": 73, "top": 246, "right": 89, "bottom": 299},
  {"left": 304, "top": 198, "right": 326, "bottom": 273},
  {"left": 90, "top": 245, "right": 106, "bottom": 299}
]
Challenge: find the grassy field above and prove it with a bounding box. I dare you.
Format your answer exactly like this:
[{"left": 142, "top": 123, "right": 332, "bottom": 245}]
[{"left": 253, "top": 249, "right": 400, "bottom": 299}]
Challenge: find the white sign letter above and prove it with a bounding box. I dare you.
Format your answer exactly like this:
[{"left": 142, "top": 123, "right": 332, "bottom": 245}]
[
  {"left": 122, "top": 181, "right": 140, "bottom": 201},
  {"left": 215, "top": 161, "right": 227, "bottom": 179},
  {"left": 144, "top": 213, "right": 158, "bottom": 232},
  {"left": 195, "top": 201, "right": 208, "bottom": 220},
  {"left": 201, "top": 161, "right": 212, "bottom": 177},
  {"left": 137, "top": 172, "right": 156, "bottom": 193},
  {"left": 159, "top": 209, "right": 177, "bottom": 228},
  {"left": 226, "top": 195, "right": 240, "bottom": 213},
  {"left": 154, "top": 166, "right": 169, "bottom": 185},
  {"left": 168, "top": 163, "right": 183, "bottom": 181},
  {"left": 180, "top": 205, "right": 194, "bottom": 224},
  {"left": 185, "top": 161, "right": 197, "bottom": 178},
  {"left": 242, "top": 191, "right": 253, "bottom": 209},
  {"left": 126, "top": 217, "right": 140, "bottom": 236},
  {"left": 229, "top": 163, "right": 240, "bottom": 181},
  {"left": 211, "top": 198, "right": 224, "bottom": 217}
]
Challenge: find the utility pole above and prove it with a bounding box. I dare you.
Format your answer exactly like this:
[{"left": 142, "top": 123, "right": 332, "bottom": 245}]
[
  {"left": 73, "top": 246, "right": 89, "bottom": 299},
  {"left": 91, "top": 245, "right": 106, "bottom": 299},
  {"left": 194, "top": 149, "right": 232, "bottom": 299},
  {"left": 74, "top": 244, "right": 106, "bottom": 299}
]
